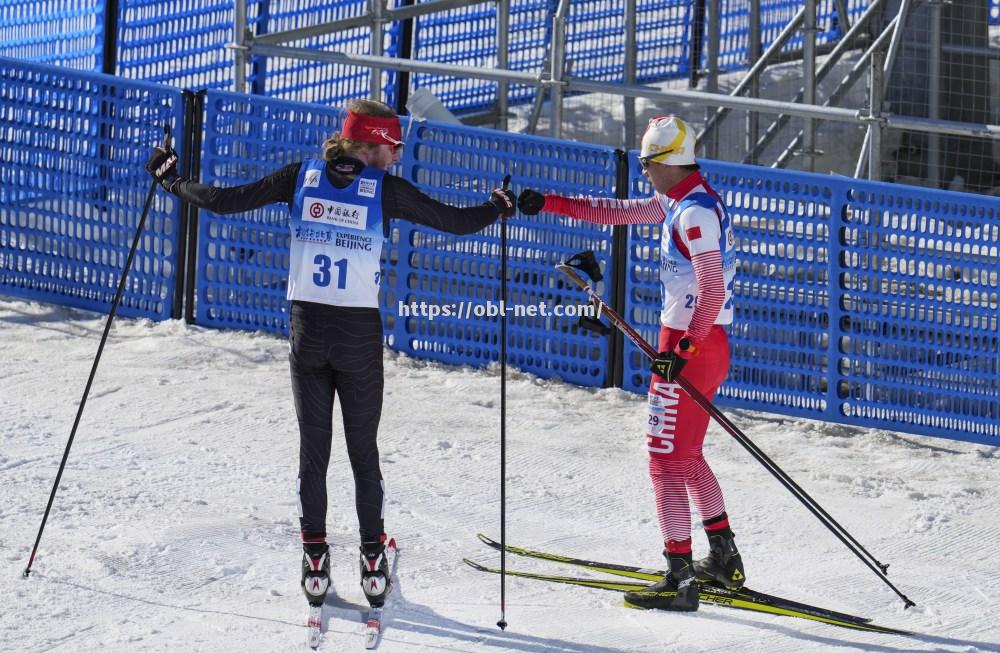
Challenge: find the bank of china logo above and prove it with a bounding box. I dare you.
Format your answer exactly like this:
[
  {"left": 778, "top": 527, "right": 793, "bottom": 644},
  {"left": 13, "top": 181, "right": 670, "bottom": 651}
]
[
  {"left": 304, "top": 169, "right": 321, "bottom": 187},
  {"left": 309, "top": 202, "right": 324, "bottom": 219},
  {"left": 358, "top": 178, "right": 377, "bottom": 198}
]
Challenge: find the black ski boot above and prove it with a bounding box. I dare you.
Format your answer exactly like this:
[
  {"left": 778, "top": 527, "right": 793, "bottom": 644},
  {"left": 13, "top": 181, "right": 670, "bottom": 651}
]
[
  {"left": 359, "top": 539, "right": 392, "bottom": 607},
  {"left": 623, "top": 552, "right": 699, "bottom": 612},
  {"left": 694, "top": 528, "right": 745, "bottom": 589},
  {"left": 301, "top": 542, "right": 331, "bottom": 606}
]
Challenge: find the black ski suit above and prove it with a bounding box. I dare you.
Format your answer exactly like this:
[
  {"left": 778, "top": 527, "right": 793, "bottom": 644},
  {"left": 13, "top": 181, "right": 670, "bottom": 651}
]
[{"left": 168, "top": 157, "right": 499, "bottom": 541}]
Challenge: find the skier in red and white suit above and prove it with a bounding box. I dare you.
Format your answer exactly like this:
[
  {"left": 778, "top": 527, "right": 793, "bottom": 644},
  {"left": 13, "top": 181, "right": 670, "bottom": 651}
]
[{"left": 517, "top": 116, "right": 745, "bottom": 612}]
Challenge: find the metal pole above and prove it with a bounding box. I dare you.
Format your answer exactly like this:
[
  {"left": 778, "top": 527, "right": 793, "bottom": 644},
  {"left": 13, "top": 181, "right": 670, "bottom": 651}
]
[
  {"left": 705, "top": 0, "right": 721, "bottom": 159},
  {"left": 698, "top": 7, "right": 805, "bottom": 144},
  {"left": 233, "top": 0, "right": 248, "bottom": 93},
  {"left": 833, "top": 0, "right": 852, "bottom": 32},
  {"left": 746, "top": 0, "right": 761, "bottom": 164},
  {"left": 754, "top": 0, "right": 885, "bottom": 164},
  {"left": 775, "top": 11, "right": 897, "bottom": 168},
  {"left": 624, "top": 0, "right": 637, "bottom": 148},
  {"left": 370, "top": 0, "right": 386, "bottom": 101},
  {"left": 802, "top": 0, "right": 818, "bottom": 171},
  {"left": 854, "top": 0, "right": 911, "bottom": 179},
  {"left": 550, "top": 0, "right": 570, "bottom": 138},
  {"left": 23, "top": 126, "right": 172, "bottom": 578},
  {"left": 248, "top": 42, "right": 1000, "bottom": 141},
  {"left": 927, "top": 0, "right": 943, "bottom": 188},
  {"left": 496, "top": 0, "right": 511, "bottom": 130},
  {"left": 881, "top": 0, "right": 912, "bottom": 85},
  {"left": 868, "top": 48, "right": 884, "bottom": 180}
]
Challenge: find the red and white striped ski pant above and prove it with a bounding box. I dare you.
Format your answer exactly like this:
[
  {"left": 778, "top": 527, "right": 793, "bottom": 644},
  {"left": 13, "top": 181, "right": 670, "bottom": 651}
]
[{"left": 645, "top": 325, "right": 730, "bottom": 547}]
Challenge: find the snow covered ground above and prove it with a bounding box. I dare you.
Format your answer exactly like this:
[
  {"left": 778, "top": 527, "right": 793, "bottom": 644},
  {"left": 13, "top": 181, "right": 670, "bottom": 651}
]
[{"left": 1, "top": 297, "right": 997, "bottom": 652}]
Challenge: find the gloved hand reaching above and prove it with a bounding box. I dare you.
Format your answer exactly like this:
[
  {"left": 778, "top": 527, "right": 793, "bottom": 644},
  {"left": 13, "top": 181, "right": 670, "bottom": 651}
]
[
  {"left": 487, "top": 174, "right": 516, "bottom": 218},
  {"left": 489, "top": 187, "right": 516, "bottom": 218},
  {"left": 517, "top": 189, "right": 545, "bottom": 215},
  {"left": 145, "top": 146, "right": 179, "bottom": 192},
  {"left": 650, "top": 337, "right": 696, "bottom": 382}
]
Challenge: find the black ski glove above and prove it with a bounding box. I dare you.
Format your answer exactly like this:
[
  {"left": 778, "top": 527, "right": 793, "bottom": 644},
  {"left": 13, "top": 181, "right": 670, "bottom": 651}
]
[
  {"left": 650, "top": 338, "right": 696, "bottom": 382},
  {"left": 488, "top": 187, "right": 516, "bottom": 218},
  {"left": 517, "top": 188, "right": 545, "bottom": 215},
  {"left": 145, "top": 146, "right": 180, "bottom": 192}
]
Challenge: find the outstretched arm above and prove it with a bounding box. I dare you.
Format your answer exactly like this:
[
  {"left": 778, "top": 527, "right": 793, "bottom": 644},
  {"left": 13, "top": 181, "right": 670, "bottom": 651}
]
[
  {"left": 522, "top": 191, "right": 666, "bottom": 225},
  {"left": 384, "top": 176, "right": 500, "bottom": 235},
  {"left": 168, "top": 163, "right": 301, "bottom": 215}
]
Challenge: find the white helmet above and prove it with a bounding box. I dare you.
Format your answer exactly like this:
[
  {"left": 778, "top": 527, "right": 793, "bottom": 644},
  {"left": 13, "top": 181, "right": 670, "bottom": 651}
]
[{"left": 639, "top": 115, "right": 696, "bottom": 166}]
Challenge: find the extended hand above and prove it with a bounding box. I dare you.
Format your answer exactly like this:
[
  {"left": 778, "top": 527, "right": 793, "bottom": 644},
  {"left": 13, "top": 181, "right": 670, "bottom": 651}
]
[
  {"left": 145, "top": 146, "right": 179, "bottom": 191},
  {"left": 517, "top": 189, "right": 545, "bottom": 215}
]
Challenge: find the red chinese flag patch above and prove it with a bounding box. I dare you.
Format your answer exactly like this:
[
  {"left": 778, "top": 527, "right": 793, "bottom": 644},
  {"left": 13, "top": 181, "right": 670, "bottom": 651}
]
[{"left": 686, "top": 226, "right": 702, "bottom": 240}]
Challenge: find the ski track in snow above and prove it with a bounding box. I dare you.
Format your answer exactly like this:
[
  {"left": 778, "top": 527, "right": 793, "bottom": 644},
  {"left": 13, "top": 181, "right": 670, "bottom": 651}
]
[{"left": 1, "top": 298, "right": 997, "bottom": 653}]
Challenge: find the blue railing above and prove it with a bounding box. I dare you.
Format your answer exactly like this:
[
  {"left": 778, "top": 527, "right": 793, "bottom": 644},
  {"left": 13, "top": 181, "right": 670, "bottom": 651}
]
[
  {"left": 622, "top": 155, "right": 1000, "bottom": 443},
  {"left": 195, "top": 90, "right": 615, "bottom": 386},
  {"left": 2, "top": 62, "right": 998, "bottom": 445},
  {"left": 1, "top": 0, "right": 886, "bottom": 113},
  {"left": 0, "top": 57, "right": 185, "bottom": 320}
]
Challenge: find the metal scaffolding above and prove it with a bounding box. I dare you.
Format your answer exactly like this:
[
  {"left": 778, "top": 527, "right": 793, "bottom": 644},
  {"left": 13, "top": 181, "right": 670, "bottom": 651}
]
[{"left": 232, "top": 0, "right": 1000, "bottom": 190}]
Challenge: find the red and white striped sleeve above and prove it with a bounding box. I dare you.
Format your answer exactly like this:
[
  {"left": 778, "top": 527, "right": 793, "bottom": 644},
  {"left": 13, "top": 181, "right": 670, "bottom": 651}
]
[
  {"left": 543, "top": 194, "right": 666, "bottom": 225},
  {"left": 678, "top": 207, "right": 725, "bottom": 344}
]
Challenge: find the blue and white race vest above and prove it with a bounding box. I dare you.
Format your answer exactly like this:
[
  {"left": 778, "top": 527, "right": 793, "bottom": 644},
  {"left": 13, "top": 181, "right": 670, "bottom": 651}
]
[
  {"left": 659, "top": 192, "right": 737, "bottom": 328},
  {"left": 288, "top": 160, "right": 385, "bottom": 307}
]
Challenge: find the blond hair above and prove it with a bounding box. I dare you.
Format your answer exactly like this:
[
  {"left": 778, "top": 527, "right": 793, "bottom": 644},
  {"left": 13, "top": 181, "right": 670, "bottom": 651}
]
[{"left": 322, "top": 99, "right": 399, "bottom": 161}]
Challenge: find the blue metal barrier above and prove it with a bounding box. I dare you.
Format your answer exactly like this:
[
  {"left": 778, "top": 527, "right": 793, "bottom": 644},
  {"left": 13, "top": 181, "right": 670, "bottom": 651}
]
[
  {"left": 259, "top": 0, "right": 401, "bottom": 107},
  {"left": 410, "top": 0, "right": 549, "bottom": 111},
  {"left": 0, "top": 58, "right": 185, "bottom": 320},
  {"left": 1, "top": 66, "right": 996, "bottom": 443},
  {"left": 195, "top": 91, "right": 616, "bottom": 385},
  {"left": 0, "top": 0, "right": 884, "bottom": 114},
  {"left": 0, "top": 0, "right": 103, "bottom": 70},
  {"left": 391, "top": 120, "right": 617, "bottom": 385},
  {"left": 621, "top": 155, "right": 1000, "bottom": 445},
  {"left": 116, "top": 0, "right": 264, "bottom": 90},
  {"left": 195, "top": 91, "right": 341, "bottom": 334}
]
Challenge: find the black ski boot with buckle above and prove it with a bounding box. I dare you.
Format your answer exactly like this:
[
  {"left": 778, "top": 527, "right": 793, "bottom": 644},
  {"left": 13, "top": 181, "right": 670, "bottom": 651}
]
[{"left": 623, "top": 551, "right": 700, "bottom": 612}]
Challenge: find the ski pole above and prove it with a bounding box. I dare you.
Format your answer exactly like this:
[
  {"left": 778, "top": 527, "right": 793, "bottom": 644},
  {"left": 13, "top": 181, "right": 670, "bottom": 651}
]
[
  {"left": 555, "top": 263, "right": 916, "bottom": 608},
  {"left": 496, "top": 174, "right": 511, "bottom": 630},
  {"left": 23, "top": 124, "right": 172, "bottom": 579}
]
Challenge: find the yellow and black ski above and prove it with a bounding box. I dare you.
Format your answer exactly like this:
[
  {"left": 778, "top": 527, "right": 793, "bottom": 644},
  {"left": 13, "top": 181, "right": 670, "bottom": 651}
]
[{"left": 469, "top": 534, "right": 912, "bottom": 636}]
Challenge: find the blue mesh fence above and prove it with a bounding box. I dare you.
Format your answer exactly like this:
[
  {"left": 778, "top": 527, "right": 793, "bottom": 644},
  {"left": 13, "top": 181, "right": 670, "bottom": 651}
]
[
  {"left": 993, "top": 0, "right": 1000, "bottom": 24},
  {"left": 0, "top": 58, "right": 185, "bottom": 320},
  {"left": 0, "top": 1, "right": 885, "bottom": 114},
  {"left": 714, "top": 0, "right": 869, "bottom": 74},
  {"left": 115, "top": 0, "right": 263, "bottom": 91},
  {"left": 839, "top": 185, "right": 999, "bottom": 442},
  {"left": 259, "top": 0, "right": 401, "bottom": 108},
  {"left": 116, "top": 0, "right": 399, "bottom": 105},
  {"left": 621, "top": 155, "right": 999, "bottom": 445},
  {"left": 635, "top": 0, "right": 693, "bottom": 83},
  {"left": 391, "top": 121, "right": 616, "bottom": 385},
  {"left": 410, "top": 0, "right": 549, "bottom": 112},
  {"left": 0, "top": 0, "right": 104, "bottom": 70},
  {"left": 196, "top": 91, "right": 616, "bottom": 385},
  {"left": 195, "top": 90, "right": 342, "bottom": 334}
]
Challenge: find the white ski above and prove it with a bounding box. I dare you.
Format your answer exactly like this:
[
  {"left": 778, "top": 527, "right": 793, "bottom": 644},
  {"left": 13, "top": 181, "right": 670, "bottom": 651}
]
[
  {"left": 306, "top": 604, "right": 323, "bottom": 649},
  {"left": 363, "top": 606, "right": 384, "bottom": 649},
  {"left": 363, "top": 538, "right": 397, "bottom": 649}
]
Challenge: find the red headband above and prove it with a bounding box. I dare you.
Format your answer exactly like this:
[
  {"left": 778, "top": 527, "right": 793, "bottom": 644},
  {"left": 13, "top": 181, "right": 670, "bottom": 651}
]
[{"left": 341, "top": 111, "right": 403, "bottom": 146}]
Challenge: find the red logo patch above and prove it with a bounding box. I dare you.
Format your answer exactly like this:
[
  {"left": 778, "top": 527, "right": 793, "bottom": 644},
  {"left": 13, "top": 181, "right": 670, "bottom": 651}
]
[
  {"left": 686, "top": 226, "right": 702, "bottom": 240},
  {"left": 309, "top": 202, "right": 324, "bottom": 218}
]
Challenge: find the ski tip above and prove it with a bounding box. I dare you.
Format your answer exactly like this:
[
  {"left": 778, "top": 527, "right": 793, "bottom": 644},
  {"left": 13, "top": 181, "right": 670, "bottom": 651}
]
[{"left": 387, "top": 537, "right": 397, "bottom": 551}]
